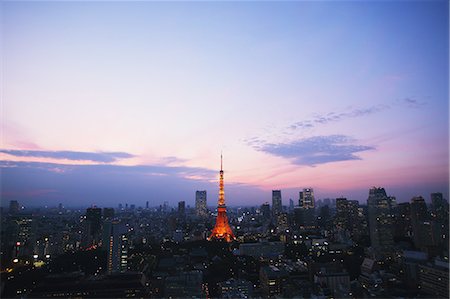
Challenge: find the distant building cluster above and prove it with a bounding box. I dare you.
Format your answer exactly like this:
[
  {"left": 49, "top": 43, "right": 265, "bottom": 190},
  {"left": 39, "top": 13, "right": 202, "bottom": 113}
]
[{"left": 1, "top": 187, "right": 448, "bottom": 298}]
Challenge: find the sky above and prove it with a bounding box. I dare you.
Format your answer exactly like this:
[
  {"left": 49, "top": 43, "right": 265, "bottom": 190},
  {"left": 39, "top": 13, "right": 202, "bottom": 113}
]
[{"left": 1, "top": 1, "right": 448, "bottom": 208}]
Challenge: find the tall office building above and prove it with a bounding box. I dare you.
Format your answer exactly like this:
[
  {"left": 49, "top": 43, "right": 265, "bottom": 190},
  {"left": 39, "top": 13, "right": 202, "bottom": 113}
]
[
  {"left": 296, "top": 188, "right": 316, "bottom": 228},
  {"left": 410, "top": 196, "right": 435, "bottom": 250},
  {"left": 105, "top": 221, "right": 129, "bottom": 274},
  {"left": 431, "top": 192, "right": 449, "bottom": 221},
  {"left": 335, "top": 197, "right": 348, "bottom": 229},
  {"left": 272, "top": 190, "right": 282, "bottom": 216},
  {"left": 178, "top": 201, "right": 186, "bottom": 218},
  {"left": 335, "top": 198, "right": 361, "bottom": 237},
  {"left": 261, "top": 203, "right": 271, "bottom": 220},
  {"left": 430, "top": 192, "right": 449, "bottom": 249},
  {"left": 195, "top": 191, "right": 207, "bottom": 217},
  {"left": 299, "top": 188, "right": 315, "bottom": 208},
  {"left": 86, "top": 207, "right": 102, "bottom": 236},
  {"left": 367, "top": 187, "right": 394, "bottom": 250},
  {"left": 394, "top": 202, "right": 412, "bottom": 238},
  {"left": 12, "top": 214, "right": 35, "bottom": 257}
]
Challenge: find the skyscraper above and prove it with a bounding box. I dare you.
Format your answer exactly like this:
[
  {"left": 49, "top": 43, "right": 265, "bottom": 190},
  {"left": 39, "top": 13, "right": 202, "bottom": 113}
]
[
  {"left": 367, "top": 187, "right": 394, "bottom": 250},
  {"left": 299, "top": 188, "right": 315, "bottom": 208},
  {"left": 178, "top": 201, "right": 186, "bottom": 218},
  {"left": 86, "top": 207, "right": 102, "bottom": 245},
  {"left": 335, "top": 197, "right": 348, "bottom": 229},
  {"left": 410, "top": 196, "right": 435, "bottom": 250},
  {"left": 272, "top": 190, "right": 282, "bottom": 216},
  {"left": 296, "top": 188, "right": 316, "bottom": 228},
  {"left": 430, "top": 192, "right": 449, "bottom": 249},
  {"left": 105, "top": 221, "right": 128, "bottom": 273},
  {"left": 209, "top": 155, "right": 235, "bottom": 242},
  {"left": 260, "top": 203, "right": 271, "bottom": 219},
  {"left": 195, "top": 190, "right": 207, "bottom": 217}
]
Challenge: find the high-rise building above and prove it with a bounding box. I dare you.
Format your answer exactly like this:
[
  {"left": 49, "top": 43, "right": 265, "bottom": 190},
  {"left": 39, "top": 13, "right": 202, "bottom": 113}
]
[
  {"left": 299, "top": 188, "right": 315, "bottom": 208},
  {"left": 394, "top": 202, "right": 412, "bottom": 238},
  {"left": 12, "top": 214, "right": 35, "bottom": 257},
  {"left": 410, "top": 196, "right": 435, "bottom": 250},
  {"left": 105, "top": 221, "right": 128, "bottom": 274},
  {"left": 335, "top": 197, "right": 348, "bottom": 229},
  {"left": 367, "top": 187, "right": 394, "bottom": 250},
  {"left": 296, "top": 188, "right": 316, "bottom": 228},
  {"left": 430, "top": 192, "right": 449, "bottom": 249},
  {"left": 276, "top": 213, "right": 288, "bottom": 233},
  {"left": 195, "top": 191, "right": 207, "bottom": 217},
  {"left": 272, "top": 190, "right": 282, "bottom": 216},
  {"left": 209, "top": 155, "right": 235, "bottom": 242},
  {"left": 86, "top": 207, "right": 102, "bottom": 234},
  {"left": 431, "top": 192, "right": 449, "bottom": 222},
  {"left": 261, "top": 203, "right": 271, "bottom": 219},
  {"left": 9, "top": 200, "right": 20, "bottom": 214},
  {"left": 178, "top": 201, "right": 186, "bottom": 218}
]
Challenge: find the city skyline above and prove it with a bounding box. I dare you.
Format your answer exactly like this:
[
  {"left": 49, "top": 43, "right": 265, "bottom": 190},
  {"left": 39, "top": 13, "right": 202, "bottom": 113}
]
[{"left": 1, "top": 1, "right": 448, "bottom": 207}]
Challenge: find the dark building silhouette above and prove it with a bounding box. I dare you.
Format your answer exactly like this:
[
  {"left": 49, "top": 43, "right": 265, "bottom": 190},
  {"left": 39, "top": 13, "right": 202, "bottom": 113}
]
[
  {"left": 295, "top": 188, "right": 316, "bottom": 228},
  {"left": 410, "top": 196, "right": 436, "bottom": 251},
  {"left": 367, "top": 187, "right": 394, "bottom": 250},
  {"left": 261, "top": 202, "right": 271, "bottom": 220},
  {"left": 394, "top": 202, "right": 412, "bottom": 238},
  {"left": 430, "top": 192, "right": 449, "bottom": 251},
  {"left": 9, "top": 200, "right": 20, "bottom": 215},
  {"left": 272, "top": 190, "right": 282, "bottom": 216},
  {"left": 178, "top": 201, "right": 185, "bottom": 218},
  {"left": 86, "top": 207, "right": 102, "bottom": 245},
  {"left": 103, "top": 208, "right": 115, "bottom": 220}
]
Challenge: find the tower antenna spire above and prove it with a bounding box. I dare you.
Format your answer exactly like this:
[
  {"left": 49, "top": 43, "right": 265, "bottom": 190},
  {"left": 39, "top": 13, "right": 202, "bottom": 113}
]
[{"left": 221, "top": 152, "right": 223, "bottom": 171}]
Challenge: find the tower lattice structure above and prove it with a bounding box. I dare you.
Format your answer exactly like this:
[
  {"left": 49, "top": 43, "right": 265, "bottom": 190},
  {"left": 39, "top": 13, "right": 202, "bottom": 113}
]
[{"left": 208, "top": 155, "right": 235, "bottom": 242}]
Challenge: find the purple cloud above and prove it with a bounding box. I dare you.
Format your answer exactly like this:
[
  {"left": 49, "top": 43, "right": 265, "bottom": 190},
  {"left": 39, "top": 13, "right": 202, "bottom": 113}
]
[
  {"left": 252, "top": 135, "right": 375, "bottom": 166},
  {"left": 0, "top": 149, "right": 134, "bottom": 163}
]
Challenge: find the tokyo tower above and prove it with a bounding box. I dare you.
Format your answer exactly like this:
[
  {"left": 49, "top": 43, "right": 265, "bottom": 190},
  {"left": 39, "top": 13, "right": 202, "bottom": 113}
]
[{"left": 208, "top": 154, "right": 235, "bottom": 242}]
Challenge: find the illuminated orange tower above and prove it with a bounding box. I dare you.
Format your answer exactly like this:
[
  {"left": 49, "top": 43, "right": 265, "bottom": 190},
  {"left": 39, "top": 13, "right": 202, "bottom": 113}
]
[{"left": 208, "top": 154, "right": 235, "bottom": 242}]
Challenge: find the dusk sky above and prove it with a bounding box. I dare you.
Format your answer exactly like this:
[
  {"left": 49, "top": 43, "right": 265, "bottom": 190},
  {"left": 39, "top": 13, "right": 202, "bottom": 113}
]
[{"left": 1, "top": 1, "right": 448, "bottom": 208}]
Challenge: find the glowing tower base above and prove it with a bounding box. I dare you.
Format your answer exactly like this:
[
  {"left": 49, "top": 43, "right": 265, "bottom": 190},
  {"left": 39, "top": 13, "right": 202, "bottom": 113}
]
[{"left": 209, "top": 206, "right": 235, "bottom": 242}]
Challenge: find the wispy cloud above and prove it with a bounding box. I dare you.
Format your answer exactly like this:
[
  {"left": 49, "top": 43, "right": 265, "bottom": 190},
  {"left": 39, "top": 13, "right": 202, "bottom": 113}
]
[
  {"left": 289, "top": 98, "right": 426, "bottom": 131},
  {"left": 289, "top": 104, "right": 390, "bottom": 131},
  {"left": 399, "top": 97, "right": 427, "bottom": 108},
  {"left": 0, "top": 149, "right": 134, "bottom": 163},
  {"left": 251, "top": 135, "right": 374, "bottom": 166}
]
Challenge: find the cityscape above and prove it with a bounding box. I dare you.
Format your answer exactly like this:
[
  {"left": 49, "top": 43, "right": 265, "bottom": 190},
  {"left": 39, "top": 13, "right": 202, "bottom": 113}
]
[
  {"left": 1, "top": 157, "right": 449, "bottom": 298},
  {"left": 1, "top": 0, "right": 449, "bottom": 298}
]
